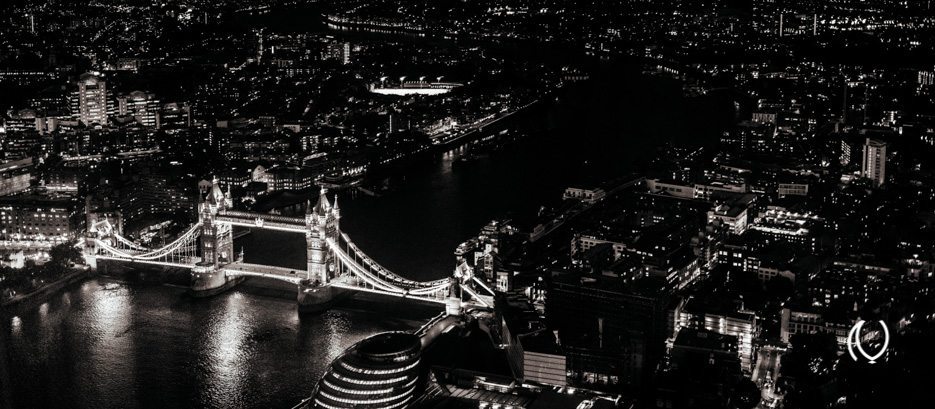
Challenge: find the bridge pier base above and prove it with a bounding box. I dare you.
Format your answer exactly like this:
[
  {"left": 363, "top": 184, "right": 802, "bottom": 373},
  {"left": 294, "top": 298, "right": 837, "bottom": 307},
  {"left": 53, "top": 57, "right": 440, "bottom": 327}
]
[
  {"left": 190, "top": 263, "right": 243, "bottom": 297},
  {"left": 83, "top": 237, "right": 99, "bottom": 271},
  {"left": 85, "top": 255, "right": 98, "bottom": 271},
  {"left": 297, "top": 280, "right": 350, "bottom": 313},
  {"left": 445, "top": 297, "right": 463, "bottom": 316}
]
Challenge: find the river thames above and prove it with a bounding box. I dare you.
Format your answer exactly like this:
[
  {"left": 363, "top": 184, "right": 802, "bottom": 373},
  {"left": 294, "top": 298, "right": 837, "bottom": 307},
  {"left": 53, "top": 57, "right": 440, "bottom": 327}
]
[{"left": 0, "top": 60, "right": 733, "bottom": 408}]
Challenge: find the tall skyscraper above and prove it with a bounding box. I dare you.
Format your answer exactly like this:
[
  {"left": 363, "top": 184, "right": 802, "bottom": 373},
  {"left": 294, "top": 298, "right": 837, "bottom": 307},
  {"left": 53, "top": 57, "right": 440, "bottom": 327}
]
[
  {"left": 77, "top": 72, "right": 109, "bottom": 125},
  {"left": 862, "top": 138, "right": 886, "bottom": 187}
]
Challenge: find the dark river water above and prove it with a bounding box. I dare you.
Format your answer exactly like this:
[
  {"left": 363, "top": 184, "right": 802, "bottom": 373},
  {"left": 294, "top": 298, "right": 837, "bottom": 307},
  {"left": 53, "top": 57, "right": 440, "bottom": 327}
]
[{"left": 0, "top": 61, "right": 733, "bottom": 408}]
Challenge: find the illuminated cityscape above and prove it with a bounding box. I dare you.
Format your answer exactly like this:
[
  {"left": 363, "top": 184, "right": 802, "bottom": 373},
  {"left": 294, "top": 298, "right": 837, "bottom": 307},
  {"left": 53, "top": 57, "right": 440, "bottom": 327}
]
[{"left": 2, "top": 1, "right": 935, "bottom": 408}]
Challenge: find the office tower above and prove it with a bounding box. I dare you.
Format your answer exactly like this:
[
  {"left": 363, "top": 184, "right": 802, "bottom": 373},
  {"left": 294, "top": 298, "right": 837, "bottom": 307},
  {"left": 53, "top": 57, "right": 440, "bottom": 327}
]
[
  {"left": 77, "top": 72, "right": 109, "bottom": 125},
  {"left": 861, "top": 138, "right": 886, "bottom": 187}
]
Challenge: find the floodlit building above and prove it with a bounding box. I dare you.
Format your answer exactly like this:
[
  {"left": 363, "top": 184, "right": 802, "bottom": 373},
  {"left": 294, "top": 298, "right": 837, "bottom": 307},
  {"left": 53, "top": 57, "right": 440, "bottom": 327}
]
[
  {"left": 76, "top": 72, "right": 110, "bottom": 126},
  {"left": 311, "top": 332, "right": 423, "bottom": 408},
  {"left": 676, "top": 296, "right": 758, "bottom": 373},
  {"left": 0, "top": 193, "right": 80, "bottom": 245},
  {"left": 861, "top": 138, "right": 886, "bottom": 187}
]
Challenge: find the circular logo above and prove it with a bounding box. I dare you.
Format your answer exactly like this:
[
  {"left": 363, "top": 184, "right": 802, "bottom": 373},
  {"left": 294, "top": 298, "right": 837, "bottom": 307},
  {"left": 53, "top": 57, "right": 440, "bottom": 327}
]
[{"left": 846, "top": 320, "right": 889, "bottom": 364}]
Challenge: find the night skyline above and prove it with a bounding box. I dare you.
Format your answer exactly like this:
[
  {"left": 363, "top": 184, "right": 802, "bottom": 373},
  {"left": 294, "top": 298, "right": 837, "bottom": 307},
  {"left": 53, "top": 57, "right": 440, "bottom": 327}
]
[{"left": 2, "top": 1, "right": 935, "bottom": 409}]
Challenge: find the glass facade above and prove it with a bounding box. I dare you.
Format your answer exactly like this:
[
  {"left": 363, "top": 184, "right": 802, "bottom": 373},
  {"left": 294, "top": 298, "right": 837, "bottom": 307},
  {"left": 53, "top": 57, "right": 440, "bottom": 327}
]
[{"left": 312, "top": 332, "right": 423, "bottom": 409}]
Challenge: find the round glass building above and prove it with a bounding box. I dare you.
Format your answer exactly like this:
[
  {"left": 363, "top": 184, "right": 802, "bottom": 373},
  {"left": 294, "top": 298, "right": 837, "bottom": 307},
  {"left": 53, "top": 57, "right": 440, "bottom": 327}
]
[{"left": 312, "top": 332, "right": 423, "bottom": 409}]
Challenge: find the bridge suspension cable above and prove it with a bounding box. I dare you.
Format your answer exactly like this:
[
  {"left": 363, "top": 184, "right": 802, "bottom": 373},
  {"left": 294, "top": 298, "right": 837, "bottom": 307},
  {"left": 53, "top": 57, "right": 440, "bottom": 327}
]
[
  {"left": 93, "top": 222, "right": 202, "bottom": 263},
  {"left": 337, "top": 233, "right": 449, "bottom": 289}
]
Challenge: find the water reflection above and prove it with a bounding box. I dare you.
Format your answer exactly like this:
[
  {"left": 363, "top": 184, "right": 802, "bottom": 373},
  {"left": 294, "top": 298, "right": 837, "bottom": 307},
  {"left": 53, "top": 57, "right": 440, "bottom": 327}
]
[
  {"left": 82, "top": 282, "right": 136, "bottom": 407},
  {"left": 323, "top": 311, "right": 354, "bottom": 362},
  {"left": 201, "top": 292, "right": 251, "bottom": 406},
  {"left": 10, "top": 316, "right": 21, "bottom": 336},
  {"left": 4, "top": 278, "right": 436, "bottom": 408}
]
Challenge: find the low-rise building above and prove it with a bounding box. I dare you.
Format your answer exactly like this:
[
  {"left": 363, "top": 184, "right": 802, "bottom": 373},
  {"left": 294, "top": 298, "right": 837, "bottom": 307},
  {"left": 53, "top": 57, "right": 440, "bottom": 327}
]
[
  {"left": 675, "top": 296, "right": 759, "bottom": 373},
  {"left": 0, "top": 193, "right": 81, "bottom": 246},
  {"left": 780, "top": 305, "right": 853, "bottom": 349},
  {"left": 777, "top": 182, "right": 809, "bottom": 197},
  {"left": 0, "top": 158, "right": 34, "bottom": 196},
  {"left": 646, "top": 179, "right": 695, "bottom": 199},
  {"left": 563, "top": 186, "right": 606, "bottom": 204}
]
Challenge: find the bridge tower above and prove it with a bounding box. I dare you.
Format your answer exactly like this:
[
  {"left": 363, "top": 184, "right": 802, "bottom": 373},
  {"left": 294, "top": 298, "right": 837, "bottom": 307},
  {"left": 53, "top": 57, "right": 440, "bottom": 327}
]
[
  {"left": 299, "top": 188, "right": 344, "bottom": 312},
  {"left": 305, "top": 187, "right": 339, "bottom": 284},
  {"left": 191, "top": 178, "right": 235, "bottom": 295},
  {"left": 83, "top": 198, "right": 99, "bottom": 270},
  {"left": 198, "top": 178, "right": 234, "bottom": 266}
]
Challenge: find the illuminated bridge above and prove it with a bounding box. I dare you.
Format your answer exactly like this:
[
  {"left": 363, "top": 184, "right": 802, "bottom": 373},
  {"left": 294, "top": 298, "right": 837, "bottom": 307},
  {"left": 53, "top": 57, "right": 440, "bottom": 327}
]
[{"left": 83, "top": 179, "right": 494, "bottom": 313}]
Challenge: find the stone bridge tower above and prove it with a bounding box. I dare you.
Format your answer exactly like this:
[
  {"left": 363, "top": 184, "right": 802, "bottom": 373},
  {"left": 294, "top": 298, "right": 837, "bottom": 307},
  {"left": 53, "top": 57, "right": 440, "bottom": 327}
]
[
  {"left": 199, "top": 177, "right": 234, "bottom": 268},
  {"left": 306, "top": 188, "right": 340, "bottom": 285},
  {"left": 191, "top": 178, "right": 235, "bottom": 296}
]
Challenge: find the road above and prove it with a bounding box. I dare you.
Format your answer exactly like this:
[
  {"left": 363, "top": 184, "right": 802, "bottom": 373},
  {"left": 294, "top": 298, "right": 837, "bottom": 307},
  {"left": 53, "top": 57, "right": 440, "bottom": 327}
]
[
  {"left": 753, "top": 346, "right": 784, "bottom": 409},
  {"left": 529, "top": 176, "right": 645, "bottom": 242}
]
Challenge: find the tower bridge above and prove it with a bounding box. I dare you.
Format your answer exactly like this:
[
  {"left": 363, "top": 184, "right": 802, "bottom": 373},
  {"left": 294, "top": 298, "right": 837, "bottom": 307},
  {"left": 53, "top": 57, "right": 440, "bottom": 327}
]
[{"left": 83, "top": 179, "right": 493, "bottom": 313}]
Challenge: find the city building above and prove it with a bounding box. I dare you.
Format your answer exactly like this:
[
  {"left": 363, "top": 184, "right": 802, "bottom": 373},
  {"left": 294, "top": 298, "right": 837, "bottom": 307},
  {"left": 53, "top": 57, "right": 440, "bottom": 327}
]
[
  {"left": 268, "top": 166, "right": 318, "bottom": 191},
  {"left": 670, "top": 327, "right": 740, "bottom": 370},
  {"left": 310, "top": 332, "right": 423, "bottom": 408},
  {"left": 547, "top": 274, "right": 671, "bottom": 390},
  {"left": 777, "top": 182, "right": 809, "bottom": 198},
  {"left": 3, "top": 108, "right": 38, "bottom": 133},
  {"left": 0, "top": 193, "right": 80, "bottom": 246},
  {"left": 0, "top": 158, "right": 33, "bottom": 196},
  {"left": 707, "top": 201, "right": 749, "bottom": 235},
  {"left": 76, "top": 72, "right": 110, "bottom": 126},
  {"left": 654, "top": 327, "right": 746, "bottom": 409},
  {"left": 675, "top": 296, "right": 758, "bottom": 373},
  {"left": 808, "top": 260, "right": 898, "bottom": 311},
  {"left": 645, "top": 179, "right": 695, "bottom": 199},
  {"left": 117, "top": 91, "right": 159, "bottom": 127},
  {"left": 563, "top": 186, "right": 606, "bottom": 204},
  {"left": 41, "top": 165, "right": 81, "bottom": 193},
  {"left": 325, "top": 41, "right": 351, "bottom": 64},
  {"left": 748, "top": 206, "right": 823, "bottom": 254},
  {"left": 573, "top": 234, "right": 627, "bottom": 260},
  {"left": 158, "top": 102, "right": 191, "bottom": 128},
  {"left": 861, "top": 138, "right": 886, "bottom": 187},
  {"left": 414, "top": 367, "right": 624, "bottom": 409},
  {"left": 497, "top": 292, "right": 566, "bottom": 387},
  {"left": 369, "top": 80, "right": 462, "bottom": 96},
  {"left": 118, "top": 171, "right": 195, "bottom": 227},
  {"left": 780, "top": 305, "right": 853, "bottom": 348}
]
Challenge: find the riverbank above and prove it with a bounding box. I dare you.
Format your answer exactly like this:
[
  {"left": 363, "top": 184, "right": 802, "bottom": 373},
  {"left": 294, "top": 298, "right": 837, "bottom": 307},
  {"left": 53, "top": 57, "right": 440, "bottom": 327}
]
[{"left": 0, "top": 267, "right": 91, "bottom": 314}]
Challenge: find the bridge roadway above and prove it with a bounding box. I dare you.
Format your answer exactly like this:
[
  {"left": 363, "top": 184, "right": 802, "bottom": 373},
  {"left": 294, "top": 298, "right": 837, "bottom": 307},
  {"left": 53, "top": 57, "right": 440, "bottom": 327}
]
[
  {"left": 94, "top": 254, "right": 199, "bottom": 269},
  {"left": 215, "top": 211, "right": 307, "bottom": 233},
  {"left": 222, "top": 262, "right": 451, "bottom": 306},
  {"left": 223, "top": 262, "right": 304, "bottom": 284},
  {"left": 327, "top": 275, "right": 449, "bottom": 305}
]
